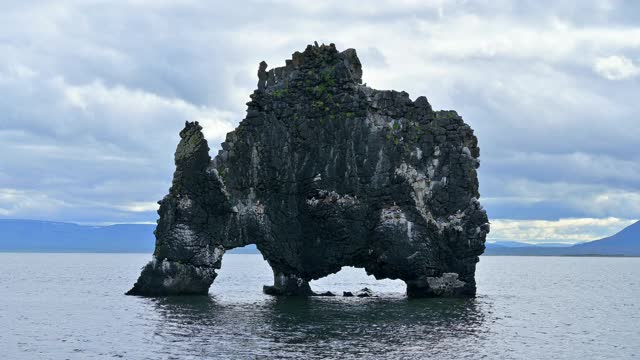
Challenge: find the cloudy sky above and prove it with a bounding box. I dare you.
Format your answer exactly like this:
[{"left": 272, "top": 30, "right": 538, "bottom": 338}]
[{"left": 1, "top": 0, "right": 638, "bottom": 243}]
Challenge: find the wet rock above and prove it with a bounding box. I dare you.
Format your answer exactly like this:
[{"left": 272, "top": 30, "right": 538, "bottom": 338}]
[
  {"left": 262, "top": 273, "right": 313, "bottom": 296},
  {"left": 127, "top": 43, "right": 489, "bottom": 298},
  {"left": 316, "top": 291, "right": 336, "bottom": 297},
  {"left": 343, "top": 291, "right": 354, "bottom": 297},
  {"left": 356, "top": 288, "right": 374, "bottom": 297}
]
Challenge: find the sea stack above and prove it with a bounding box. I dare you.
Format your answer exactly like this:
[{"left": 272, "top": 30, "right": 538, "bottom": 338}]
[{"left": 127, "top": 43, "right": 489, "bottom": 298}]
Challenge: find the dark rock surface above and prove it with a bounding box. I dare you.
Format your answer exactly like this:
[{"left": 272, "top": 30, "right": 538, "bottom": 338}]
[
  {"left": 127, "top": 43, "right": 489, "bottom": 298},
  {"left": 356, "top": 287, "right": 374, "bottom": 297}
]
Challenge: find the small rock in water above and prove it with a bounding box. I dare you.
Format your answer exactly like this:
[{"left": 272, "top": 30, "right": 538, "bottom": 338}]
[
  {"left": 356, "top": 287, "right": 373, "bottom": 297},
  {"left": 316, "top": 291, "right": 336, "bottom": 296},
  {"left": 343, "top": 291, "right": 354, "bottom": 297}
]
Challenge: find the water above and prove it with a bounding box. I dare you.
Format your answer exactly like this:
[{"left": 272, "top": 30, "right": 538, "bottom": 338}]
[{"left": 1, "top": 254, "right": 638, "bottom": 359}]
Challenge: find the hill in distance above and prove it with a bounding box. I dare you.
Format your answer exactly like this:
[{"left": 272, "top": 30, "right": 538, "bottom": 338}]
[
  {"left": 0, "top": 219, "right": 637, "bottom": 256},
  {"left": 485, "top": 220, "right": 640, "bottom": 256},
  {"left": 486, "top": 241, "right": 579, "bottom": 248},
  {"left": 0, "top": 219, "right": 257, "bottom": 254}
]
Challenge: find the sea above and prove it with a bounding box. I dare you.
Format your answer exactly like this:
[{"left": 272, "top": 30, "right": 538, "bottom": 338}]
[{"left": 1, "top": 253, "right": 638, "bottom": 359}]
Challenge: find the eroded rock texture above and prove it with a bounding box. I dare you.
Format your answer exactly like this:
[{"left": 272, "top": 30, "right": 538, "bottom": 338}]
[{"left": 127, "top": 43, "right": 489, "bottom": 298}]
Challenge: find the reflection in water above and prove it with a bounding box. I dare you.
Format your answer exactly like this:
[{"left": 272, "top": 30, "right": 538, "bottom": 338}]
[
  {"left": 5, "top": 254, "right": 638, "bottom": 359},
  {"left": 149, "top": 295, "right": 489, "bottom": 359}
]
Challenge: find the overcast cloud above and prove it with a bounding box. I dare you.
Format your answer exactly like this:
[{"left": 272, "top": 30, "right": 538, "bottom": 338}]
[{"left": 1, "top": 0, "right": 638, "bottom": 243}]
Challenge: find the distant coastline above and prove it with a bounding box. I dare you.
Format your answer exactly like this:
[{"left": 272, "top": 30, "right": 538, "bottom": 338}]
[
  {"left": 2, "top": 250, "right": 635, "bottom": 257},
  {"left": 0, "top": 250, "right": 261, "bottom": 254},
  {"left": 483, "top": 252, "right": 639, "bottom": 257},
  {"left": 1, "top": 219, "right": 638, "bottom": 257}
]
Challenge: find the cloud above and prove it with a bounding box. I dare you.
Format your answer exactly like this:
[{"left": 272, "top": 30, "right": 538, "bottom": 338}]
[
  {"left": 116, "top": 202, "right": 160, "bottom": 213},
  {"left": 489, "top": 217, "right": 637, "bottom": 244},
  {"left": 0, "top": 64, "right": 234, "bottom": 223},
  {"left": 54, "top": 78, "right": 236, "bottom": 146},
  {"left": 485, "top": 151, "right": 640, "bottom": 186},
  {"left": 0, "top": 188, "right": 70, "bottom": 219},
  {"left": 593, "top": 55, "right": 640, "bottom": 80},
  {"left": 0, "top": 0, "right": 638, "bottom": 247},
  {"left": 359, "top": 47, "right": 388, "bottom": 68},
  {"left": 482, "top": 178, "right": 640, "bottom": 220}
]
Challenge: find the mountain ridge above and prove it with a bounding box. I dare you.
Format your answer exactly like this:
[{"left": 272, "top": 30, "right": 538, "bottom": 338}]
[
  {"left": 485, "top": 220, "right": 639, "bottom": 256},
  {"left": 0, "top": 219, "right": 255, "bottom": 254},
  {"left": 0, "top": 218, "right": 638, "bottom": 256}
]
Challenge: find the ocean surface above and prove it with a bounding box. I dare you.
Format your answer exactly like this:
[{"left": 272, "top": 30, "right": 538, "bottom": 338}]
[{"left": 1, "top": 253, "right": 638, "bottom": 359}]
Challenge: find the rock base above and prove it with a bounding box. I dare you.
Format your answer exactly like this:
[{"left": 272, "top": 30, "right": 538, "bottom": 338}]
[
  {"left": 126, "top": 257, "right": 217, "bottom": 296},
  {"left": 263, "top": 273, "right": 314, "bottom": 296},
  {"left": 405, "top": 273, "right": 475, "bottom": 297}
]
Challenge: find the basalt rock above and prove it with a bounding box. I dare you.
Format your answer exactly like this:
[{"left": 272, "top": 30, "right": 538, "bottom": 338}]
[
  {"left": 356, "top": 288, "right": 374, "bottom": 298},
  {"left": 127, "top": 43, "right": 489, "bottom": 298}
]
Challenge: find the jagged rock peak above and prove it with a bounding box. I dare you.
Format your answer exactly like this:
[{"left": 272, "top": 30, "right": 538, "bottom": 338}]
[{"left": 256, "top": 42, "right": 362, "bottom": 93}]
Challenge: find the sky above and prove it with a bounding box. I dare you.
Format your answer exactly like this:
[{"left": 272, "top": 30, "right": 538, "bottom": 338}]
[{"left": 0, "top": 0, "right": 639, "bottom": 244}]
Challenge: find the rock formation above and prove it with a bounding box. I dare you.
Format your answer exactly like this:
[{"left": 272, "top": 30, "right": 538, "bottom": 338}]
[{"left": 127, "top": 43, "right": 489, "bottom": 298}]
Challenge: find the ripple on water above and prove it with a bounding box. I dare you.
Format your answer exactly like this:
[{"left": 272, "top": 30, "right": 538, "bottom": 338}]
[{"left": 0, "top": 254, "right": 638, "bottom": 359}]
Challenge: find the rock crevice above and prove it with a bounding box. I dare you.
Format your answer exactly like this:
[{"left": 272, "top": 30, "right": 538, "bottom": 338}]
[{"left": 127, "top": 43, "right": 489, "bottom": 297}]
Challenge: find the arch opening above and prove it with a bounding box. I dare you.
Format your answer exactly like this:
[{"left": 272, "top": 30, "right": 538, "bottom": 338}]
[
  {"left": 210, "top": 245, "right": 271, "bottom": 300},
  {"left": 212, "top": 247, "right": 408, "bottom": 298},
  {"left": 310, "top": 266, "right": 405, "bottom": 297}
]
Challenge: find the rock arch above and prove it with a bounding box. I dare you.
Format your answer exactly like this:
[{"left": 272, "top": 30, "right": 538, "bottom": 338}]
[{"left": 127, "top": 43, "right": 489, "bottom": 298}]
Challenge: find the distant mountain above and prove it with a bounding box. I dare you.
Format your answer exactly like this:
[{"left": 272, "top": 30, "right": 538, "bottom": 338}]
[
  {"left": 486, "top": 241, "right": 574, "bottom": 248},
  {"left": 534, "top": 243, "right": 581, "bottom": 248},
  {"left": 486, "top": 241, "right": 532, "bottom": 248},
  {"left": 569, "top": 220, "right": 640, "bottom": 256},
  {"left": 485, "top": 221, "right": 640, "bottom": 256},
  {"left": 0, "top": 219, "right": 259, "bottom": 254},
  {"left": 0, "top": 219, "right": 156, "bottom": 252},
  {"left": 1, "top": 218, "right": 637, "bottom": 256},
  {"left": 484, "top": 246, "right": 575, "bottom": 256}
]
